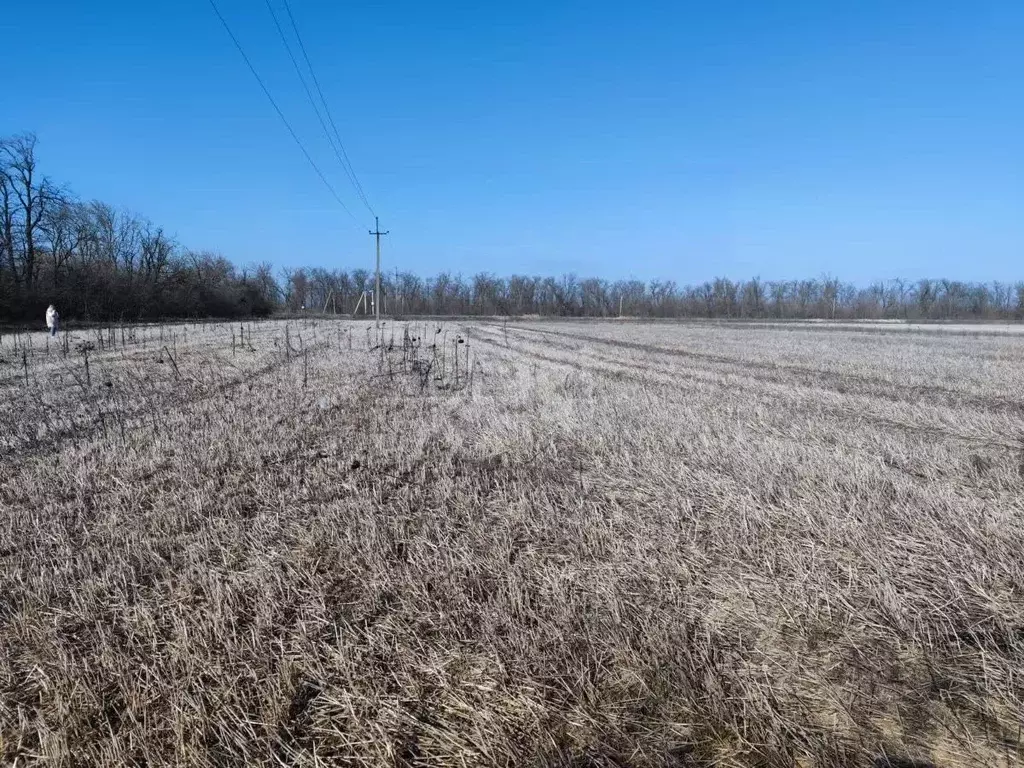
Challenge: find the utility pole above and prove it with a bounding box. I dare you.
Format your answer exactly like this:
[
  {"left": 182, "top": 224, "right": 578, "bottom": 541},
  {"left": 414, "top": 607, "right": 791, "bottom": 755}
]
[{"left": 369, "top": 216, "right": 389, "bottom": 328}]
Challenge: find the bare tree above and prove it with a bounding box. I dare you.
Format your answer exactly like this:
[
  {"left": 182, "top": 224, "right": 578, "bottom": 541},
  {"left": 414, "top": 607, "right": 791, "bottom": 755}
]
[
  {"left": 742, "top": 277, "right": 764, "bottom": 317},
  {"left": 0, "top": 133, "right": 58, "bottom": 290},
  {"left": 42, "top": 197, "right": 87, "bottom": 290},
  {"left": 0, "top": 165, "right": 17, "bottom": 281}
]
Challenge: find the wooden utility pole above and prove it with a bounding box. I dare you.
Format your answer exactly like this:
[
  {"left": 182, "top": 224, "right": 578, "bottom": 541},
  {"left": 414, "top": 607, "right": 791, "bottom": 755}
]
[{"left": 369, "top": 216, "right": 389, "bottom": 328}]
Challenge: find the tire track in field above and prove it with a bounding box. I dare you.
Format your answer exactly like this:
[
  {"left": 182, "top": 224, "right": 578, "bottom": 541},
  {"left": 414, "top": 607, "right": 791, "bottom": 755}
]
[
  {"left": 471, "top": 330, "right": 1018, "bottom": 510},
  {"left": 477, "top": 328, "right": 1024, "bottom": 521},
  {"left": 497, "top": 324, "right": 1024, "bottom": 418},
  {"left": 474, "top": 326, "right": 1021, "bottom": 453}
]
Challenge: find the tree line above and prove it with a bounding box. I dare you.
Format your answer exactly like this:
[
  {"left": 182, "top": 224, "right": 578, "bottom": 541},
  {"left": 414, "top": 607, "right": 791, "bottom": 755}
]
[
  {"left": 282, "top": 269, "right": 1024, "bottom": 321},
  {"left": 1, "top": 133, "right": 277, "bottom": 323},
  {"left": 4, "top": 132, "right": 1022, "bottom": 324}
]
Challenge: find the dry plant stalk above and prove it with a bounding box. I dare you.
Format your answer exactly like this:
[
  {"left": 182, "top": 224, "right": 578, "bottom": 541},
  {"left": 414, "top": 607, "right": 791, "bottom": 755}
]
[{"left": 0, "top": 318, "right": 1021, "bottom": 767}]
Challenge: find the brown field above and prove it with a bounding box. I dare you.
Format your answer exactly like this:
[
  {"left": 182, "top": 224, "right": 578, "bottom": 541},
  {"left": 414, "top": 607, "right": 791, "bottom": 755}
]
[{"left": 1, "top": 319, "right": 1022, "bottom": 767}]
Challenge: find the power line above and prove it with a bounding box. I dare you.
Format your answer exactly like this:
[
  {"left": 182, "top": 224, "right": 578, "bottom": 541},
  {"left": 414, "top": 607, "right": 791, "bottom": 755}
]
[
  {"left": 207, "top": 0, "right": 360, "bottom": 225},
  {"left": 262, "top": 0, "right": 370, "bottom": 217},
  {"left": 281, "top": 0, "right": 375, "bottom": 216},
  {"left": 281, "top": 0, "right": 372, "bottom": 214}
]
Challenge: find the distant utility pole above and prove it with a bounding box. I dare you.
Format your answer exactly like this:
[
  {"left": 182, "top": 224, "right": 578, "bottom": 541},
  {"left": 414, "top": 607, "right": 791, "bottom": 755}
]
[{"left": 369, "top": 216, "right": 389, "bottom": 328}]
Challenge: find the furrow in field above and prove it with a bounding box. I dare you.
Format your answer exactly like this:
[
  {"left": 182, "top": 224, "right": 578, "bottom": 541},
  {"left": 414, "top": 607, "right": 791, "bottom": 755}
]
[
  {"left": 472, "top": 325, "right": 1024, "bottom": 497},
  {"left": 498, "top": 323, "right": 1024, "bottom": 417},
  {"left": 478, "top": 324, "right": 1016, "bottom": 436}
]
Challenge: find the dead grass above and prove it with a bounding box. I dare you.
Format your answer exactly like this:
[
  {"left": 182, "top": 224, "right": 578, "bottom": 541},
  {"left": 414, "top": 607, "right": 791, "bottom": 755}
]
[{"left": 0, "top": 319, "right": 1022, "bottom": 767}]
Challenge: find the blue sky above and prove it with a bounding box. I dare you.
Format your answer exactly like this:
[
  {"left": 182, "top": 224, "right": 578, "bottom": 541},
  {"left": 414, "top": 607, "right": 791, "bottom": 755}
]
[{"left": 2, "top": 0, "right": 1022, "bottom": 284}]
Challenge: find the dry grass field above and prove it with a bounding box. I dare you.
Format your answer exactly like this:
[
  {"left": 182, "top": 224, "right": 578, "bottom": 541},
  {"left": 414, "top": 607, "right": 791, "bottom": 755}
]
[{"left": 1, "top": 318, "right": 1022, "bottom": 767}]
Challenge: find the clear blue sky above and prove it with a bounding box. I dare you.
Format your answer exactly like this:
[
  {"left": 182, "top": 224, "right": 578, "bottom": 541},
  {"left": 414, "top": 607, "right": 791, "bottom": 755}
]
[{"left": 2, "top": 0, "right": 1022, "bottom": 284}]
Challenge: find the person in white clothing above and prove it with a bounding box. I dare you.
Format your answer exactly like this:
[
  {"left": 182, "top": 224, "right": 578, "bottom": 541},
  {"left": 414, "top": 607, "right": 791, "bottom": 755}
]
[{"left": 45, "top": 305, "right": 60, "bottom": 337}]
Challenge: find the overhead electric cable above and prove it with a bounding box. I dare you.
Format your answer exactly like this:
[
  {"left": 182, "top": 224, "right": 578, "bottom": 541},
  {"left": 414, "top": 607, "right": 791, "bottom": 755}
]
[
  {"left": 263, "top": 0, "right": 370, "bottom": 218},
  {"left": 207, "top": 0, "right": 360, "bottom": 224},
  {"left": 281, "top": 0, "right": 375, "bottom": 215}
]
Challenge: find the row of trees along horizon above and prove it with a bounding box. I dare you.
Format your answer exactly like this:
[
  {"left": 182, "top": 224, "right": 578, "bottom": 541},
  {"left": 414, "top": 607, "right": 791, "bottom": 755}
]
[{"left": 4, "top": 133, "right": 1024, "bottom": 324}]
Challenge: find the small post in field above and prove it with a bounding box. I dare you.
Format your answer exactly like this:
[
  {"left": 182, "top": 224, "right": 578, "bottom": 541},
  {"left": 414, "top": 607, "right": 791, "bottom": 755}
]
[{"left": 453, "top": 337, "right": 459, "bottom": 386}]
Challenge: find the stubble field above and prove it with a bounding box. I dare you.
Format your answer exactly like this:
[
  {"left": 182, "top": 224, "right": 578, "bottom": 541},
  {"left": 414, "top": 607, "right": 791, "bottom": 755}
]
[{"left": 1, "top": 318, "right": 1022, "bottom": 767}]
